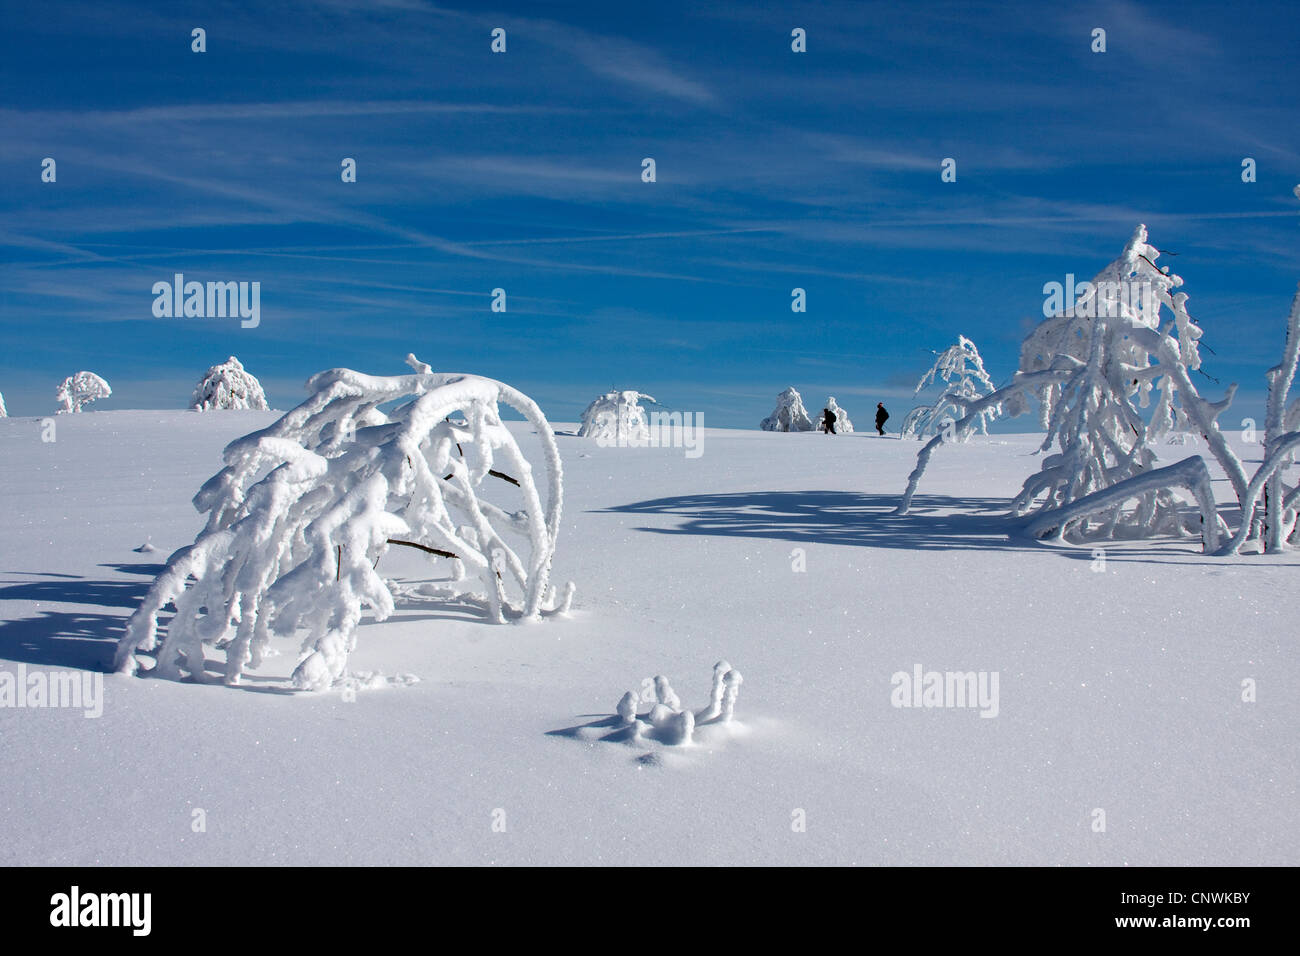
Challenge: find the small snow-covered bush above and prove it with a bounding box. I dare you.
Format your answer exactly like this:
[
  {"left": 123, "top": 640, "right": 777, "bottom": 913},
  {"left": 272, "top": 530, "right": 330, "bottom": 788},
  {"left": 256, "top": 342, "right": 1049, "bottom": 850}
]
[
  {"left": 578, "top": 389, "right": 655, "bottom": 444},
  {"left": 616, "top": 661, "right": 744, "bottom": 746},
  {"left": 55, "top": 371, "right": 111, "bottom": 414},
  {"left": 116, "top": 353, "right": 575, "bottom": 689},
  {"left": 761, "top": 387, "right": 814, "bottom": 432},
  {"left": 901, "top": 336, "right": 999, "bottom": 440},
  {"left": 191, "top": 356, "right": 269, "bottom": 411},
  {"left": 817, "top": 396, "right": 854, "bottom": 433}
]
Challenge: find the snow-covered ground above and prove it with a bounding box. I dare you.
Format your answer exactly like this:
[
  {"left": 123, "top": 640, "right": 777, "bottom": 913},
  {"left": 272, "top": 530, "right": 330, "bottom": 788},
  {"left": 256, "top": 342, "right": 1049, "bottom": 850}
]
[{"left": 0, "top": 410, "right": 1294, "bottom": 865}]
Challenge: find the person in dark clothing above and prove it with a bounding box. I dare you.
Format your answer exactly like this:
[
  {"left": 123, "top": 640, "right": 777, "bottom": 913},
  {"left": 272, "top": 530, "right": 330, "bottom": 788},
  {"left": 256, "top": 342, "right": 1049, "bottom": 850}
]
[
  {"left": 822, "top": 407, "right": 837, "bottom": 434},
  {"left": 875, "top": 402, "right": 889, "bottom": 436}
]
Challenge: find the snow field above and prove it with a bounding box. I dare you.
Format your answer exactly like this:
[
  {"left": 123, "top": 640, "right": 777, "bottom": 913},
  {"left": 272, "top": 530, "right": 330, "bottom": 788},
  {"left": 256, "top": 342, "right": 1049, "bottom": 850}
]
[{"left": 0, "top": 412, "right": 1294, "bottom": 865}]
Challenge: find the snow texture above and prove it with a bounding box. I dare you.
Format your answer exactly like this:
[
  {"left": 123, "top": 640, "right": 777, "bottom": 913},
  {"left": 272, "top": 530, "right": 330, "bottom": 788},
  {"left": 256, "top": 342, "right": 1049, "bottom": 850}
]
[
  {"left": 577, "top": 390, "right": 656, "bottom": 444},
  {"left": 115, "top": 354, "right": 575, "bottom": 689},
  {"left": 191, "top": 356, "right": 269, "bottom": 411},
  {"left": 3, "top": 410, "right": 1296, "bottom": 865},
  {"left": 55, "top": 371, "right": 111, "bottom": 414},
  {"left": 761, "top": 387, "right": 815, "bottom": 432}
]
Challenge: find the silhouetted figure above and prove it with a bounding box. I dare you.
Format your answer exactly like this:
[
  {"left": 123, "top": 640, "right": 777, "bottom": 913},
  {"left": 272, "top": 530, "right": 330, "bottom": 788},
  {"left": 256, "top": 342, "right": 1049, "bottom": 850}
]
[
  {"left": 822, "top": 407, "right": 837, "bottom": 434},
  {"left": 875, "top": 402, "right": 889, "bottom": 436}
]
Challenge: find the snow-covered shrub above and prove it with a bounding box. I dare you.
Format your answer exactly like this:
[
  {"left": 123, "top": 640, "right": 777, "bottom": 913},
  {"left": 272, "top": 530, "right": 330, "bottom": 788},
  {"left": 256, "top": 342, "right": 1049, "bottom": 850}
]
[
  {"left": 1231, "top": 284, "right": 1300, "bottom": 553},
  {"left": 191, "top": 356, "right": 269, "bottom": 411},
  {"left": 898, "top": 225, "right": 1300, "bottom": 556},
  {"left": 615, "top": 661, "right": 744, "bottom": 746},
  {"left": 761, "top": 387, "right": 814, "bottom": 432},
  {"left": 900, "top": 336, "right": 999, "bottom": 440},
  {"left": 55, "top": 371, "right": 111, "bottom": 414},
  {"left": 900, "top": 227, "right": 1207, "bottom": 541},
  {"left": 115, "top": 353, "right": 575, "bottom": 689},
  {"left": 817, "top": 396, "right": 854, "bottom": 433},
  {"left": 578, "top": 389, "right": 655, "bottom": 444}
]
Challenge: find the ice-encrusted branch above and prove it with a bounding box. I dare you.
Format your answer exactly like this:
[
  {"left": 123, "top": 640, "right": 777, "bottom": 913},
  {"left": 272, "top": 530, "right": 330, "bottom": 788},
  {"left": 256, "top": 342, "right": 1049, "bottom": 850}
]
[
  {"left": 902, "top": 335, "right": 1001, "bottom": 439},
  {"left": 1020, "top": 455, "right": 1224, "bottom": 552},
  {"left": 115, "top": 355, "right": 575, "bottom": 690},
  {"left": 1262, "top": 285, "right": 1300, "bottom": 551}
]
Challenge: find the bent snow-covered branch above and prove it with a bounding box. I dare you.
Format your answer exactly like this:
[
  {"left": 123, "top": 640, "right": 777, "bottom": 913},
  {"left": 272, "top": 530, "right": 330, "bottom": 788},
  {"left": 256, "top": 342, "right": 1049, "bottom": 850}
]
[
  {"left": 115, "top": 354, "right": 575, "bottom": 690},
  {"left": 901, "top": 336, "right": 1000, "bottom": 440}
]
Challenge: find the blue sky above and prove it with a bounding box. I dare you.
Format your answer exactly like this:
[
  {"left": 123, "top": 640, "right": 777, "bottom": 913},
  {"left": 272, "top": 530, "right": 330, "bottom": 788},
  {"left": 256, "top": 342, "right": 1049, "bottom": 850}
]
[{"left": 1, "top": 0, "right": 1298, "bottom": 427}]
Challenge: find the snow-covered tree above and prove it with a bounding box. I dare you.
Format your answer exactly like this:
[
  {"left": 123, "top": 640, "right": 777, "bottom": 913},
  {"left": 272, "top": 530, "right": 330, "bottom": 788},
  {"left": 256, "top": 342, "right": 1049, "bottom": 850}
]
[
  {"left": 191, "top": 356, "right": 269, "bottom": 411},
  {"left": 1228, "top": 284, "right": 1300, "bottom": 554},
  {"left": 761, "top": 387, "right": 815, "bottom": 432},
  {"left": 578, "top": 389, "right": 656, "bottom": 445},
  {"left": 1022, "top": 280, "right": 1300, "bottom": 556},
  {"left": 899, "top": 226, "right": 1199, "bottom": 538},
  {"left": 898, "top": 226, "right": 1300, "bottom": 556},
  {"left": 816, "top": 396, "right": 854, "bottom": 433},
  {"left": 115, "top": 353, "right": 575, "bottom": 690},
  {"left": 900, "top": 336, "right": 999, "bottom": 439},
  {"left": 55, "top": 371, "right": 111, "bottom": 414}
]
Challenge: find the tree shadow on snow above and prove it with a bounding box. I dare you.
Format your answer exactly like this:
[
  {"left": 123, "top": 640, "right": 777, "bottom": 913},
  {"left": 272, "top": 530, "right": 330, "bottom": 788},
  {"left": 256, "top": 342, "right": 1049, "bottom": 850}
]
[
  {"left": 0, "top": 565, "right": 159, "bottom": 672},
  {"left": 600, "top": 491, "right": 1034, "bottom": 554},
  {"left": 545, "top": 714, "right": 627, "bottom": 742},
  {"left": 0, "top": 607, "right": 128, "bottom": 672},
  {"left": 599, "top": 490, "right": 1281, "bottom": 564}
]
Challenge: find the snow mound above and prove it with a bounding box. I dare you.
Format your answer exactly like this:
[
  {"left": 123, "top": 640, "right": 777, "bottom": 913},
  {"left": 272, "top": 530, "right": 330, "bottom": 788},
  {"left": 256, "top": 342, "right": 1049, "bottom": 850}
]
[
  {"left": 114, "top": 354, "right": 575, "bottom": 690},
  {"left": 577, "top": 390, "right": 656, "bottom": 445},
  {"left": 337, "top": 671, "right": 421, "bottom": 698},
  {"left": 555, "top": 661, "right": 744, "bottom": 757},
  {"left": 191, "top": 356, "right": 269, "bottom": 411},
  {"left": 761, "top": 387, "right": 814, "bottom": 432}
]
